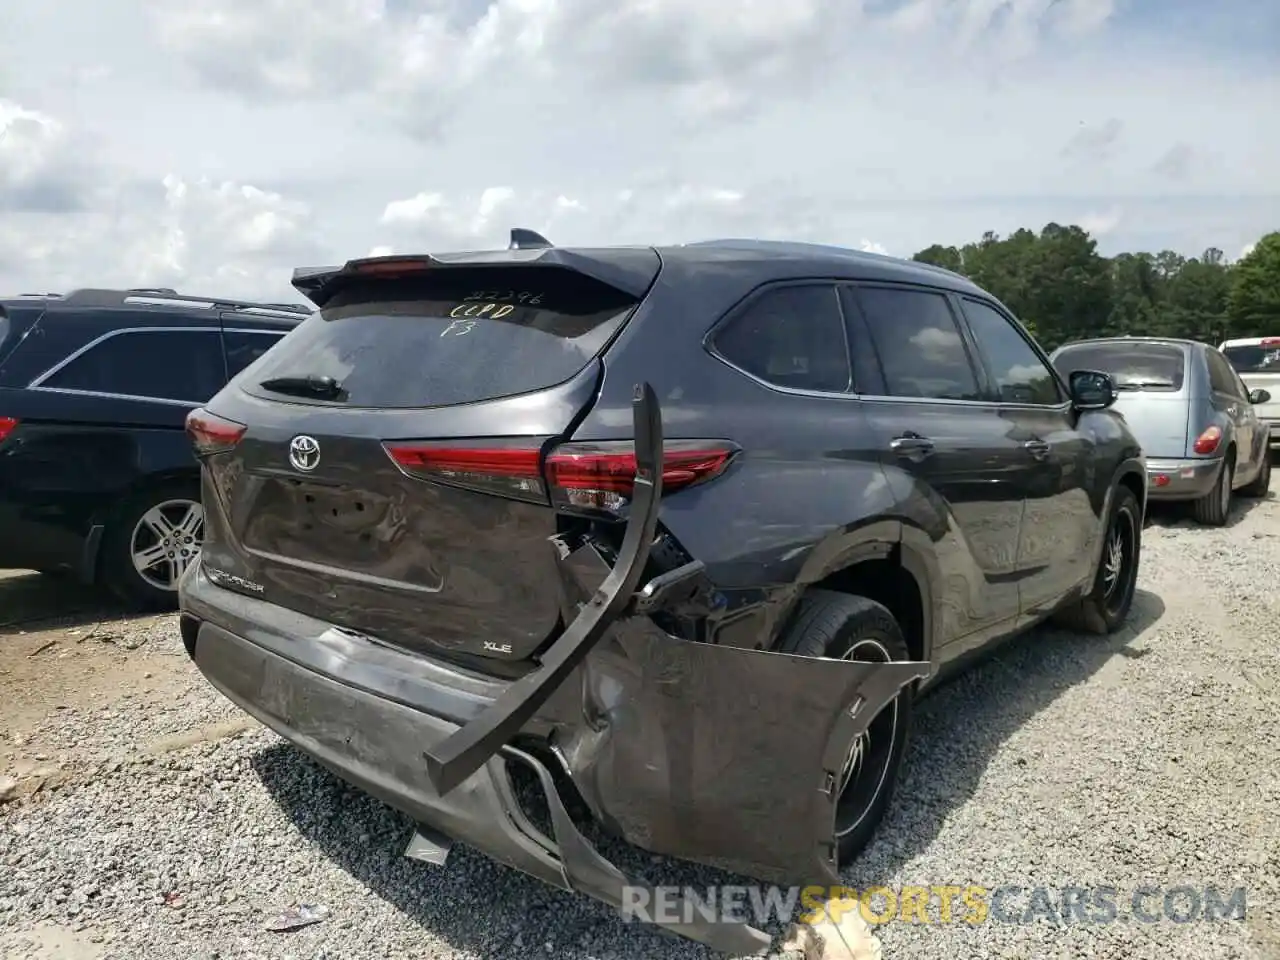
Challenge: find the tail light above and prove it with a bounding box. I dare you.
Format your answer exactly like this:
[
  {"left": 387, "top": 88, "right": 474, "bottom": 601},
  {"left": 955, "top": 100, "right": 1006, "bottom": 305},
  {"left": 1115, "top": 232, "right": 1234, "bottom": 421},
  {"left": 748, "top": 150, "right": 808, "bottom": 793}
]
[
  {"left": 385, "top": 441, "right": 548, "bottom": 503},
  {"left": 0, "top": 416, "right": 18, "bottom": 444},
  {"left": 1262, "top": 338, "right": 1280, "bottom": 347},
  {"left": 384, "top": 437, "right": 739, "bottom": 513},
  {"left": 546, "top": 440, "right": 737, "bottom": 513},
  {"left": 1193, "top": 425, "right": 1222, "bottom": 455},
  {"left": 186, "top": 408, "right": 247, "bottom": 455}
]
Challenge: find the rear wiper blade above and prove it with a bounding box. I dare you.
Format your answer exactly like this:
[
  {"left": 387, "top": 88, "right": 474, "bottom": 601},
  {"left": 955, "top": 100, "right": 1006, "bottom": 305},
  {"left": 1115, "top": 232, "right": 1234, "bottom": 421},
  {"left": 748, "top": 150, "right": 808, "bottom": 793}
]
[{"left": 258, "top": 374, "right": 347, "bottom": 400}]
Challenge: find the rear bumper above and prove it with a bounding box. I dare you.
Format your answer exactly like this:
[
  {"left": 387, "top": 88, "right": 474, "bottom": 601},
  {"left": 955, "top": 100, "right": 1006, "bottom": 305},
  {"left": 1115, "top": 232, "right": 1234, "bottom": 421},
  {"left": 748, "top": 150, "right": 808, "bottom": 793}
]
[
  {"left": 182, "top": 565, "right": 771, "bottom": 955},
  {"left": 180, "top": 559, "right": 927, "bottom": 952},
  {"left": 1145, "top": 456, "right": 1222, "bottom": 500}
]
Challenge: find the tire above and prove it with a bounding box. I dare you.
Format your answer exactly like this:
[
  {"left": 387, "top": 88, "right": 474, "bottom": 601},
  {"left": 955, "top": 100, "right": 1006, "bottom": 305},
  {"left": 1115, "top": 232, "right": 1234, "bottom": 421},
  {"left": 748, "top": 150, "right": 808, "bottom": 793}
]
[
  {"left": 1240, "top": 453, "right": 1271, "bottom": 498},
  {"left": 100, "top": 480, "right": 205, "bottom": 612},
  {"left": 775, "top": 589, "right": 913, "bottom": 865},
  {"left": 1053, "top": 484, "right": 1142, "bottom": 635},
  {"left": 1192, "top": 457, "right": 1233, "bottom": 526}
]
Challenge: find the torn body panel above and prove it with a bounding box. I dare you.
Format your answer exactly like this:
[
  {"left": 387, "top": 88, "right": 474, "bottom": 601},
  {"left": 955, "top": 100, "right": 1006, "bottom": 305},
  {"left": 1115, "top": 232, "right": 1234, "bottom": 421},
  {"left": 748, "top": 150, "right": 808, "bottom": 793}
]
[{"left": 560, "top": 622, "right": 928, "bottom": 885}]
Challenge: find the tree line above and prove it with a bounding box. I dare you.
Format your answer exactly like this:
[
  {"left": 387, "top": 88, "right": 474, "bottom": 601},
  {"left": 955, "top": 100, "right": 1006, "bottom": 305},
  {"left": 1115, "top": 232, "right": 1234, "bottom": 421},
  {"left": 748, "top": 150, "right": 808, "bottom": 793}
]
[{"left": 912, "top": 227, "right": 1280, "bottom": 352}]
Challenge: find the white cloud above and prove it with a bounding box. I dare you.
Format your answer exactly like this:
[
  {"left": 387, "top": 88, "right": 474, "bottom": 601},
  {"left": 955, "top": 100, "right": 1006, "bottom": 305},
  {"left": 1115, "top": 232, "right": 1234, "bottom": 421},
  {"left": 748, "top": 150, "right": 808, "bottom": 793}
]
[
  {"left": 1078, "top": 208, "right": 1123, "bottom": 237},
  {"left": 0, "top": 0, "right": 1276, "bottom": 303},
  {"left": 0, "top": 97, "right": 320, "bottom": 300}
]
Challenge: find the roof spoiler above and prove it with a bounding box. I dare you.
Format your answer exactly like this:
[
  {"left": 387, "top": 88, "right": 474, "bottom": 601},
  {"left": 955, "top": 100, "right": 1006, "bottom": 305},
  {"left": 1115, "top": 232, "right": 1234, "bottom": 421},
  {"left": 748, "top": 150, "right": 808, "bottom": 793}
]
[{"left": 291, "top": 231, "right": 661, "bottom": 307}]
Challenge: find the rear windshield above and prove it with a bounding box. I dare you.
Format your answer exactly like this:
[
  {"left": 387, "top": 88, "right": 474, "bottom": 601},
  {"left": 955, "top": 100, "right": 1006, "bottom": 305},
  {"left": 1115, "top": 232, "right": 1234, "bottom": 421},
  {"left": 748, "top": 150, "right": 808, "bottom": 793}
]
[
  {"left": 1222, "top": 343, "right": 1280, "bottom": 375},
  {"left": 246, "top": 269, "right": 639, "bottom": 408},
  {"left": 1053, "top": 342, "right": 1186, "bottom": 392}
]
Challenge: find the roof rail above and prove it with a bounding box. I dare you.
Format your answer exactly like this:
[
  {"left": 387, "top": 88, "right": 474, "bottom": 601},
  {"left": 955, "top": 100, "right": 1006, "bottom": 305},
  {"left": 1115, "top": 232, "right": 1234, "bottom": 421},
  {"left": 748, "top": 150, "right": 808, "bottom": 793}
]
[{"left": 61, "top": 288, "right": 310, "bottom": 316}]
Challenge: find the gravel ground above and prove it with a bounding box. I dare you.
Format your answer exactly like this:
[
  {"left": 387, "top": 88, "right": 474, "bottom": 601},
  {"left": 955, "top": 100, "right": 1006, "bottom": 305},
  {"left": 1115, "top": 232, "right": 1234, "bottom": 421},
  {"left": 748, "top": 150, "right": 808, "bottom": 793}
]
[{"left": 2, "top": 496, "right": 1279, "bottom": 960}]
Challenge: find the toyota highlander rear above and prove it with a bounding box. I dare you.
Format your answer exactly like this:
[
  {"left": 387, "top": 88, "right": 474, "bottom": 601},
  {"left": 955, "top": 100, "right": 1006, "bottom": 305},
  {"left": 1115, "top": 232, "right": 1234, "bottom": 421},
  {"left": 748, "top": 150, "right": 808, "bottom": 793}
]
[{"left": 177, "top": 240, "right": 928, "bottom": 954}]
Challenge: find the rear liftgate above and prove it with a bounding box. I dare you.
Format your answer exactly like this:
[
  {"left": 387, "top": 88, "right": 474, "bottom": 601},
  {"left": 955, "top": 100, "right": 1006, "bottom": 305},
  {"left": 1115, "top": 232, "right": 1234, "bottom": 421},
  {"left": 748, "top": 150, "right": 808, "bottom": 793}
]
[{"left": 416, "top": 383, "right": 930, "bottom": 954}]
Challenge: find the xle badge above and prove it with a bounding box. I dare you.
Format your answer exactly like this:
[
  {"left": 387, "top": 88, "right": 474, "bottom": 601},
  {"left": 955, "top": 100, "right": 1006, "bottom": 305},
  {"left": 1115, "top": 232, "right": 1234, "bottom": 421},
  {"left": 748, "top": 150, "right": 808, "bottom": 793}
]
[{"left": 483, "top": 641, "right": 512, "bottom": 654}]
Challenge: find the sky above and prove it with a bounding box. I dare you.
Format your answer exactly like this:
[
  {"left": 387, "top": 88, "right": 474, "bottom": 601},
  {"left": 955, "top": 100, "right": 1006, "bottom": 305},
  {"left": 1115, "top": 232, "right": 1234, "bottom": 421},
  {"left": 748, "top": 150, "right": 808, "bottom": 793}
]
[{"left": 0, "top": 0, "right": 1277, "bottom": 304}]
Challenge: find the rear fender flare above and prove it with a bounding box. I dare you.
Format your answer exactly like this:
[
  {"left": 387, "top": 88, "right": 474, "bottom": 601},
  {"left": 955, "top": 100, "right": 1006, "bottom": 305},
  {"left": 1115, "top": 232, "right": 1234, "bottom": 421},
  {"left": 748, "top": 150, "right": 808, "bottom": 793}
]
[
  {"left": 789, "top": 518, "right": 939, "bottom": 668},
  {"left": 1088, "top": 457, "right": 1145, "bottom": 583}
]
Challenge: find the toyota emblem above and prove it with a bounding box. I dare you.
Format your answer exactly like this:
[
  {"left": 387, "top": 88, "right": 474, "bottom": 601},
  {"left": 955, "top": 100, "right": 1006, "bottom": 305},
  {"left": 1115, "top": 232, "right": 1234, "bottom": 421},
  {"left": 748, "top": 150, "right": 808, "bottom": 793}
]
[{"left": 288, "top": 435, "right": 321, "bottom": 472}]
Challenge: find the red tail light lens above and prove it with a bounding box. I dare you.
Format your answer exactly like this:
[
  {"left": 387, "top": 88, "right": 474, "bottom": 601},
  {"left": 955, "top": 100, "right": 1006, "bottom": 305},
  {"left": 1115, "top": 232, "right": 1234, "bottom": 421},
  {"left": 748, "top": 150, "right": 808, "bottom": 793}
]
[
  {"left": 186, "top": 408, "right": 247, "bottom": 455},
  {"left": 546, "top": 440, "right": 738, "bottom": 513},
  {"left": 384, "top": 441, "right": 548, "bottom": 503},
  {"left": 1193, "top": 425, "right": 1222, "bottom": 455},
  {"left": 0, "top": 416, "right": 18, "bottom": 444},
  {"left": 1261, "top": 338, "right": 1280, "bottom": 347},
  {"left": 384, "top": 437, "right": 739, "bottom": 512}
]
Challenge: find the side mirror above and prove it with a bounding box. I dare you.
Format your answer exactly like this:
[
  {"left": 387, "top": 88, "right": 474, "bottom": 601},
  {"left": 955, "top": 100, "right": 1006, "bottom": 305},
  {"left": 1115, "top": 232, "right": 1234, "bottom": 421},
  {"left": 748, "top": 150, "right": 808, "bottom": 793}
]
[
  {"left": 1249, "top": 388, "right": 1271, "bottom": 405},
  {"left": 1069, "top": 369, "right": 1116, "bottom": 411}
]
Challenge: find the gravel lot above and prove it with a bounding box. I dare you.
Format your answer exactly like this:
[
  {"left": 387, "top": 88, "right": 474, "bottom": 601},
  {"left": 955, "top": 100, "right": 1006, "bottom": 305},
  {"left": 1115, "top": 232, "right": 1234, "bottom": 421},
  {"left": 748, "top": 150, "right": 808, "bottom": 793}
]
[{"left": 2, "top": 497, "right": 1278, "bottom": 960}]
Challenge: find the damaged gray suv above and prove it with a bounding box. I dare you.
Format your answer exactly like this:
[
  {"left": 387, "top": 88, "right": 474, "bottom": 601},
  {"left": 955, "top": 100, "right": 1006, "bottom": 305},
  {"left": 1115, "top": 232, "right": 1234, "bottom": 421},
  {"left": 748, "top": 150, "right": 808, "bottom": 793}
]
[{"left": 178, "top": 232, "right": 1146, "bottom": 953}]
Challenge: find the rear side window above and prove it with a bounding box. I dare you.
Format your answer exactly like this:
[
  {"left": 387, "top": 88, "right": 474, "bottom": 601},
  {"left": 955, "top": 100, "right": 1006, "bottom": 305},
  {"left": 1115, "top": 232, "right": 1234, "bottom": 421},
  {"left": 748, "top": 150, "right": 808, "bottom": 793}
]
[
  {"left": 1053, "top": 342, "right": 1186, "bottom": 392},
  {"left": 40, "top": 329, "right": 226, "bottom": 403},
  {"left": 711, "top": 284, "right": 852, "bottom": 393},
  {"left": 246, "top": 269, "right": 638, "bottom": 408},
  {"left": 225, "top": 330, "right": 286, "bottom": 379},
  {"left": 854, "top": 287, "right": 982, "bottom": 401},
  {"left": 960, "top": 298, "right": 1064, "bottom": 405},
  {"left": 1205, "top": 349, "right": 1242, "bottom": 398},
  {"left": 1222, "top": 343, "right": 1280, "bottom": 374}
]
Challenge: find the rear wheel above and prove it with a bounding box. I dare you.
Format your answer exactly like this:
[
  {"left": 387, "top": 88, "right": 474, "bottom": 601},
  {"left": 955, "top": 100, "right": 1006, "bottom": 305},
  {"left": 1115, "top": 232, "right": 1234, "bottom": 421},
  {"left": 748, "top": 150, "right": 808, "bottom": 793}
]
[
  {"left": 101, "top": 481, "right": 204, "bottom": 611},
  {"left": 1192, "top": 458, "right": 1233, "bottom": 526},
  {"left": 775, "top": 590, "right": 913, "bottom": 864},
  {"left": 1241, "top": 453, "right": 1271, "bottom": 498},
  {"left": 1053, "top": 484, "right": 1141, "bottom": 635}
]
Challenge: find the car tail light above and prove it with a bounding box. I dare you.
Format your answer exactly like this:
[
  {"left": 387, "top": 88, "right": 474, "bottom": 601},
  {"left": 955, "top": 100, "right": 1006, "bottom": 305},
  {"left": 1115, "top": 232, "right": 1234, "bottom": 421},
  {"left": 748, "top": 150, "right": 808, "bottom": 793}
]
[
  {"left": 185, "top": 408, "right": 247, "bottom": 455},
  {"left": 383, "top": 437, "right": 739, "bottom": 512},
  {"left": 384, "top": 441, "right": 549, "bottom": 503},
  {"left": 1193, "top": 425, "right": 1223, "bottom": 455},
  {"left": 0, "top": 416, "right": 18, "bottom": 444},
  {"left": 545, "top": 440, "right": 738, "bottom": 513},
  {"left": 1262, "top": 338, "right": 1280, "bottom": 347}
]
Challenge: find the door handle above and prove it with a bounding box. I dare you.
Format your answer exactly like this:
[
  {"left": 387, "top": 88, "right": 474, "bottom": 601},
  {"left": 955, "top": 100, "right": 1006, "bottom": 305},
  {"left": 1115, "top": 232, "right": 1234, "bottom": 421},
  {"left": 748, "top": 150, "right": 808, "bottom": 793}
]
[
  {"left": 1023, "top": 439, "right": 1051, "bottom": 460},
  {"left": 889, "top": 434, "right": 935, "bottom": 462}
]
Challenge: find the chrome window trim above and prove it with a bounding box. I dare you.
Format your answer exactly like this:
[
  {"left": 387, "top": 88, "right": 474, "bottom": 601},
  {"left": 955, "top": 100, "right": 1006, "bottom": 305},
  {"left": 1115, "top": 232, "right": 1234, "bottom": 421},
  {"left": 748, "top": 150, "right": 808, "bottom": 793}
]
[
  {"left": 26, "top": 386, "right": 198, "bottom": 408},
  {"left": 26, "top": 324, "right": 283, "bottom": 406},
  {"left": 703, "top": 279, "right": 857, "bottom": 398},
  {"left": 27, "top": 325, "right": 222, "bottom": 387}
]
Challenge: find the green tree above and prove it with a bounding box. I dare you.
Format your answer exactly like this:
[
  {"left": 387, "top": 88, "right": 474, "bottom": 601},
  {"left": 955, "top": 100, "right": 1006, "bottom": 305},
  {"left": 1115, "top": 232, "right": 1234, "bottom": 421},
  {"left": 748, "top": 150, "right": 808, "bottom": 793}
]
[
  {"left": 910, "top": 225, "right": 1279, "bottom": 348},
  {"left": 1227, "top": 233, "right": 1280, "bottom": 337}
]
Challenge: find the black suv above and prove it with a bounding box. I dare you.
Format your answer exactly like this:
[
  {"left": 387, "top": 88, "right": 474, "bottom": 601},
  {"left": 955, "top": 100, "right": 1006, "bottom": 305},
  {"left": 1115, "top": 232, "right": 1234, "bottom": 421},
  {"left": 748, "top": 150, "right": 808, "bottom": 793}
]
[
  {"left": 0, "top": 288, "right": 309, "bottom": 609},
  {"left": 179, "top": 235, "right": 1146, "bottom": 953}
]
